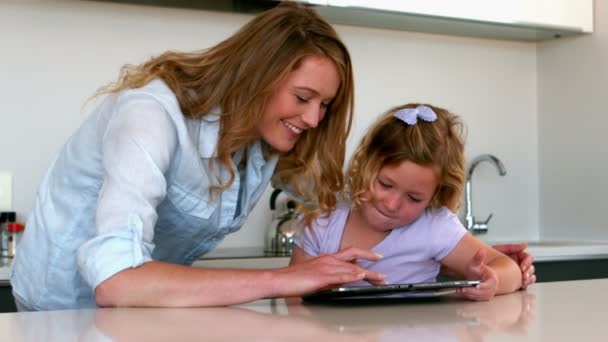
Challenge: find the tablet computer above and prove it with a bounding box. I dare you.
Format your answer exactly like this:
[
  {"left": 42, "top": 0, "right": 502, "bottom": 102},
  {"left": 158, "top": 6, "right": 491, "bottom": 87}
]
[{"left": 302, "top": 280, "right": 481, "bottom": 302}]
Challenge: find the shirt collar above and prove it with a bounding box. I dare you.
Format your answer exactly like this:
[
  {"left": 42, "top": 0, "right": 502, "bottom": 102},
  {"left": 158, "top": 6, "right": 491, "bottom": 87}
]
[
  {"left": 197, "top": 108, "right": 275, "bottom": 170},
  {"left": 197, "top": 107, "right": 222, "bottom": 159}
]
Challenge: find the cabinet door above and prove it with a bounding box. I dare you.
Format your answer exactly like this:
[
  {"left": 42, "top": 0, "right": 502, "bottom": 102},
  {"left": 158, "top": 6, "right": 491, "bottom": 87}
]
[
  {"left": 516, "top": 0, "right": 593, "bottom": 32},
  {"left": 309, "top": 0, "right": 593, "bottom": 33},
  {"left": 0, "top": 285, "right": 16, "bottom": 313},
  {"left": 535, "top": 258, "right": 608, "bottom": 282}
]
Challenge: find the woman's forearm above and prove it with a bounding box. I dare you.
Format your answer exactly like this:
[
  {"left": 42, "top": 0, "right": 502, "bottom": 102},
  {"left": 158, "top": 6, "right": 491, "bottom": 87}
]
[
  {"left": 94, "top": 261, "right": 277, "bottom": 307},
  {"left": 95, "top": 247, "right": 386, "bottom": 308}
]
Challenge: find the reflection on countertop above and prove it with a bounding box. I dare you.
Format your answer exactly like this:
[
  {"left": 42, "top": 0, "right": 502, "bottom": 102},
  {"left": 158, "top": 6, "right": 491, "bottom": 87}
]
[{"left": 8, "top": 279, "right": 608, "bottom": 341}]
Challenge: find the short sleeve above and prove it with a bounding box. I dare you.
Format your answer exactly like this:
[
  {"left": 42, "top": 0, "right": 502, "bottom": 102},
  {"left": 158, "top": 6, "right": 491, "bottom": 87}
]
[
  {"left": 293, "top": 219, "right": 324, "bottom": 257},
  {"left": 292, "top": 206, "right": 348, "bottom": 257},
  {"left": 429, "top": 208, "right": 468, "bottom": 261}
]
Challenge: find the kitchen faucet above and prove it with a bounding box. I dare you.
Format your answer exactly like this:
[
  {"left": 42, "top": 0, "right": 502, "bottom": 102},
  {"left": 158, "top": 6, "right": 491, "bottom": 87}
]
[{"left": 464, "top": 154, "right": 506, "bottom": 234}]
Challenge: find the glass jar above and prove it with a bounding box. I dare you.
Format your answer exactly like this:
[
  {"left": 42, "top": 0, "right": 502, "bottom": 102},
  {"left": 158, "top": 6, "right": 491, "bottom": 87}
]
[{"left": 7, "top": 222, "right": 24, "bottom": 258}]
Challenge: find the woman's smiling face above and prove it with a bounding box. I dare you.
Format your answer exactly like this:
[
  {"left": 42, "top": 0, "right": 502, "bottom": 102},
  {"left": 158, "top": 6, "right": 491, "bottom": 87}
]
[
  {"left": 358, "top": 161, "right": 439, "bottom": 232},
  {"left": 257, "top": 54, "right": 340, "bottom": 152}
]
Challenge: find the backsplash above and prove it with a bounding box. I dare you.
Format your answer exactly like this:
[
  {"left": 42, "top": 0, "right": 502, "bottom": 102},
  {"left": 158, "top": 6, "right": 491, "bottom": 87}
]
[{"left": 1, "top": 0, "right": 540, "bottom": 249}]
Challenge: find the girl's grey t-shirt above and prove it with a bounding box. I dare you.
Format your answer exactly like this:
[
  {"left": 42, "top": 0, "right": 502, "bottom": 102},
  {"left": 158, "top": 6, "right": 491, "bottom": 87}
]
[{"left": 294, "top": 203, "right": 468, "bottom": 286}]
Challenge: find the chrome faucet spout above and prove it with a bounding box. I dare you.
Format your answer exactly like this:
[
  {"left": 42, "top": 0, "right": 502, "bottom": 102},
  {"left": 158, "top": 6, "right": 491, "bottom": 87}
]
[
  {"left": 464, "top": 154, "right": 506, "bottom": 234},
  {"left": 467, "top": 154, "right": 507, "bottom": 179}
]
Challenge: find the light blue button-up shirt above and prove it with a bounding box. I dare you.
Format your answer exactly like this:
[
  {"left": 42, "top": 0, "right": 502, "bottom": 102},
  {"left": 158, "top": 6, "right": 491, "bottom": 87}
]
[{"left": 10, "top": 79, "right": 278, "bottom": 310}]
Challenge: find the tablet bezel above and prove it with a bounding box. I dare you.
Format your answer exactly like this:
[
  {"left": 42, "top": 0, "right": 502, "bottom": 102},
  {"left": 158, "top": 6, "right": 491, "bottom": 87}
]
[{"left": 302, "top": 280, "right": 481, "bottom": 301}]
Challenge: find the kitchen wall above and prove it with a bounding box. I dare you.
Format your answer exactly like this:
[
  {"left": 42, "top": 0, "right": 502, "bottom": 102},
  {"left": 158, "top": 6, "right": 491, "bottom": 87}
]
[
  {"left": 0, "top": 0, "right": 539, "bottom": 249},
  {"left": 537, "top": 0, "right": 608, "bottom": 240}
]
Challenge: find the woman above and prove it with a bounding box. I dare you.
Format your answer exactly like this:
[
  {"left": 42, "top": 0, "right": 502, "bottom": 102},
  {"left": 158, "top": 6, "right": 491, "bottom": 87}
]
[{"left": 10, "top": 2, "right": 385, "bottom": 311}]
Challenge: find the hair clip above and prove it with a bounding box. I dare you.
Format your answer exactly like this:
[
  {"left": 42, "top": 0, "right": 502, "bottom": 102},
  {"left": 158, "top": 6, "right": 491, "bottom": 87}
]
[{"left": 393, "top": 105, "right": 437, "bottom": 125}]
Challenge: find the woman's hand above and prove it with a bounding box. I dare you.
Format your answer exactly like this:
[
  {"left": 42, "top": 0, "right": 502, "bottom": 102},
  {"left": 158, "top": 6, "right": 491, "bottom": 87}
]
[
  {"left": 270, "top": 247, "right": 385, "bottom": 298},
  {"left": 441, "top": 242, "right": 536, "bottom": 289},
  {"left": 458, "top": 249, "right": 499, "bottom": 301},
  {"left": 492, "top": 243, "right": 536, "bottom": 289}
]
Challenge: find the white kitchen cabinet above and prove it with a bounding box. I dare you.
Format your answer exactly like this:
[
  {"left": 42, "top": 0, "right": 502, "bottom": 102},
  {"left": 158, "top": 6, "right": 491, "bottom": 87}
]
[
  {"left": 295, "top": 0, "right": 593, "bottom": 41},
  {"left": 517, "top": 0, "right": 593, "bottom": 33},
  {"left": 96, "top": 0, "right": 594, "bottom": 41}
]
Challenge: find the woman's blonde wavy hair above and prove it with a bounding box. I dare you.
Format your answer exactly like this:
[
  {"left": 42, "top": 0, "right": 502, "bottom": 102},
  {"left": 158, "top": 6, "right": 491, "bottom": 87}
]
[
  {"left": 97, "top": 2, "right": 354, "bottom": 221},
  {"left": 346, "top": 103, "right": 466, "bottom": 213}
]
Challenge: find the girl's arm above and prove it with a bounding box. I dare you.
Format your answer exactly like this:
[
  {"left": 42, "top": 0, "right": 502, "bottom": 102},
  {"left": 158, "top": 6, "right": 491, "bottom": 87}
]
[
  {"left": 440, "top": 234, "right": 522, "bottom": 299},
  {"left": 95, "top": 247, "right": 384, "bottom": 307},
  {"left": 290, "top": 244, "right": 317, "bottom": 265}
]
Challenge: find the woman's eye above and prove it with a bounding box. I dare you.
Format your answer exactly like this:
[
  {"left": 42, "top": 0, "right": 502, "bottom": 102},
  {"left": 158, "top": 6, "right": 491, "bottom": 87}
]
[
  {"left": 320, "top": 102, "right": 329, "bottom": 109},
  {"left": 296, "top": 95, "right": 309, "bottom": 103}
]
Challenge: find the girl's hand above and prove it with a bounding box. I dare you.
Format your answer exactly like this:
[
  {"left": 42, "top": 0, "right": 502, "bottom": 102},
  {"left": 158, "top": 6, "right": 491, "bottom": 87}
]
[
  {"left": 271, "top": 247, "right": 386, "bottom": 298},
  {"left": 458, "top": 249, "right": 499, "bottom": 301}
]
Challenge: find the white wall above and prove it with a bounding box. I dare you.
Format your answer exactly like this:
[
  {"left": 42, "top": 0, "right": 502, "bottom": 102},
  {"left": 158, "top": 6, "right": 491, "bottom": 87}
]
[
  {"left": 0, "top": 0, "right": 539, "bottom": 249},
  {"left": 537, "top": 0, "right": 608, "bottom": 240}
]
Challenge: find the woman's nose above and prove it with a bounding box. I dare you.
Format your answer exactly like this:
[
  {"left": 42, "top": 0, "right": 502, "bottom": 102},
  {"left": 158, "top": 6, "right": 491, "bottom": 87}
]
[{"left": 300, "top": 105, "right": 323, "bottom": 129}]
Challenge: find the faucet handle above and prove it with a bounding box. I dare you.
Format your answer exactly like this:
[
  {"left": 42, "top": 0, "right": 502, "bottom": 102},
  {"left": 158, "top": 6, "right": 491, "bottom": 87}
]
[
  {"left": 469, "top": 213, "right": 492, "bottom": 234},
  {"left": 482, "top": 213, "right": 494, "bottom": 225}
]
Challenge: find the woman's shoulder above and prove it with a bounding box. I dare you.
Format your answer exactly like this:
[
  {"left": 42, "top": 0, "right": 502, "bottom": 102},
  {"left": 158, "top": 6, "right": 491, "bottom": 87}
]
[
  {"left": 114, "top": 79, "right": 178, "bottom": 110},
  {"left": 107, "top": 80, "right": 201, "bottom": 123}
]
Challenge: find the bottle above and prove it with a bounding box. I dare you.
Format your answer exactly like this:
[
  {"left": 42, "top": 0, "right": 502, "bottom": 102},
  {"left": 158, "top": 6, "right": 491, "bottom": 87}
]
[
  {"left": 0, "top": 212, "right": 6, "bottom": 257},
  {"left": 7, "top": 222, "right": 24, "bottom": 258},
  {"left": 0, "top": 212, "right": 15, "bottom": 257}
]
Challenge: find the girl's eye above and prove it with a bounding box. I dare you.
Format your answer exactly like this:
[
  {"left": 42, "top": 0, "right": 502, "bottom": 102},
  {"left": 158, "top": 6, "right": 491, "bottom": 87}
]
[
  {"left": 320, "top": 102, "right": 329, "bottom": 109},
  {"left": 408, "top": 195, "right": 422, "bottom": 203},
  {"left": 378, "top": 179, "right": 391, "bottom": 188}
]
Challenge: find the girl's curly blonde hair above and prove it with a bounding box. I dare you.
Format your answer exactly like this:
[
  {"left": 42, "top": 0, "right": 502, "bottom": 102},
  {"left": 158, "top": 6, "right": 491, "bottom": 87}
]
[{"left": 346, "top": 103, "right": 466, "bottom": 213}]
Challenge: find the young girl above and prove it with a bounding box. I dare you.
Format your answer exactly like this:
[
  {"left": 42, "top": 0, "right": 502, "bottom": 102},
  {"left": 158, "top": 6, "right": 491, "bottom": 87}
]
[{"left": 291, "top": 103, "right": 522, "bottom": 300}]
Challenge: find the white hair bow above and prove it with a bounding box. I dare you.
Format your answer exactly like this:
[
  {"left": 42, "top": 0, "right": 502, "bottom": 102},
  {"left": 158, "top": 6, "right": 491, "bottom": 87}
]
[{"left": 393, "top": 105, "right": 437, "bottom": 125}]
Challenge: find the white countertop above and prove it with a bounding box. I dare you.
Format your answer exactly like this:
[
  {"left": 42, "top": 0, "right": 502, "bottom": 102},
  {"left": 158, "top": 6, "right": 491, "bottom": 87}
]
[
  {"left": 3, "top": 240, "right": 608, "bottom": 282},
  {"left": 1, "top": 279, "right": 607, "bottom": 341},
  {"left": 200, "top": 240, "right": 608, "bottom": 261},
  {"left": 513, "top": 240, "right": 608, "bottom": 261}
]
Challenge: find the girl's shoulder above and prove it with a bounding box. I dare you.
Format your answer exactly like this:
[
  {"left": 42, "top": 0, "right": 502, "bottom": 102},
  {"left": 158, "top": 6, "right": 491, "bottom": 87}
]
[
  {"left": 309, "top": 202, "right": 351, "bottom": 230},
  {"left": 418, "top": 206, "right": 464, "bottom": 229}
]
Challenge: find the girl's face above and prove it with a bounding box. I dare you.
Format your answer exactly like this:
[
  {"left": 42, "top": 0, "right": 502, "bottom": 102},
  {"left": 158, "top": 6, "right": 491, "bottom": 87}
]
[
  {"left": 358, "top": 161, "right": 439, "bottom": 232},
  {"left": 257, "top": 54, "right": 340, "bottom": 152}
]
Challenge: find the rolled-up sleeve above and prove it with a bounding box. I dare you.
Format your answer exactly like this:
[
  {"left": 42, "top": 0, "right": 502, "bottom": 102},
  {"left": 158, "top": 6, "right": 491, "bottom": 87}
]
[{"left": 76, "top": 95, "right": 178, "bottom": 288}]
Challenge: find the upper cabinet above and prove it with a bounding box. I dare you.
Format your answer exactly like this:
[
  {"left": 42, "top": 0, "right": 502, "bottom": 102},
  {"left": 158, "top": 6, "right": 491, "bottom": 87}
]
[
  {"left": 294, "top": 0, "right": 594, "bottom": 41},
  {"left": 100, "top": 0, "right": 593, "bottom": 42}
]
